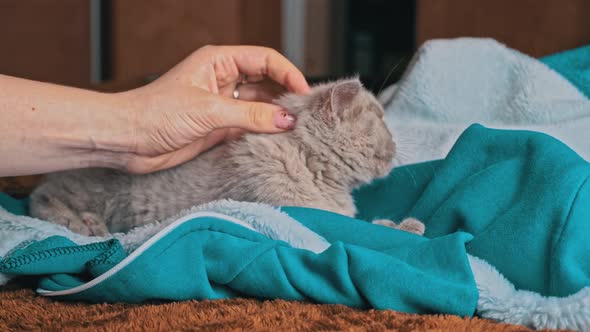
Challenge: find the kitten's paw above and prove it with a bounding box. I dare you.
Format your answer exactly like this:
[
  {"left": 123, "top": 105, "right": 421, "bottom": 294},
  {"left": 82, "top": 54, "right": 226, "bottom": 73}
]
[
  {"left": 62, "top": 218, "right": 93, "bottom": 236},
  {"left": 372, "top": 219, "right": 398, "bottom": 228},
  {"left": 372, "top": 217, "right": 425, "bottom": 236},
  {"left": 80, "top": 212, "right": 109, "bottom": 237},
  {"left": 398, "top": 217, "right": 425, "bottom": 236}
]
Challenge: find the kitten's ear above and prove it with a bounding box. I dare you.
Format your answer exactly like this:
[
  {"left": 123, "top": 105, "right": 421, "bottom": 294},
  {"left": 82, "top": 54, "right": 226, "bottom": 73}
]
[{"left": 330, "top": 79, "right": 362, "bottom": 118}]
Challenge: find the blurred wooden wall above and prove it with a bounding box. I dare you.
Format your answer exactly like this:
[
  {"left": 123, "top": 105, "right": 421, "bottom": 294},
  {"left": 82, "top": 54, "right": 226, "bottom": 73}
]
[
  {"left": 0, "top": 0, "right": 92, "bottom": 88},
  {"left": 111, "top": 0, "right": 281, "bottom": 85},
  {"left": 0, "top": 0, "right": 281, "bottom": 91},
  {"left": 417, "top": 0, "right": 590, "bottom": 57}
]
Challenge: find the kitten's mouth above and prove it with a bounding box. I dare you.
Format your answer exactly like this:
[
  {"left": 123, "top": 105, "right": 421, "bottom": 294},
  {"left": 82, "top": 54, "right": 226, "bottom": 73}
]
[
  {"left": 376, "top": 142, "right": 396, "bottom": 168},
  {"left": 378, "top": 162, "right": 395, "bottom": 178},
  {"left": 376, "top": 149, "right": 396, "bottom": 177}
]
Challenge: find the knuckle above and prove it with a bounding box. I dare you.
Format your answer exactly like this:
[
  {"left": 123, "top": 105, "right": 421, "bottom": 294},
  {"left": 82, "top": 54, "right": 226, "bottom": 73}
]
[
  {"left": 269, "top": 47, "right": 281, "bottom": 57},
  {"left": 199, "top": 44, "right": 215, "bottom": 52},
  {"left": 194, "top": 44, "right": 217, "bottom": 57},
  {"left": 126, "top": 162, "right": 150, "bottom": 175},
  {"left": 246, "top": 104, "right": 266, "bottom": 128},
  {"left": 260, "top": 46, "right": 278, "bottom": 55}
]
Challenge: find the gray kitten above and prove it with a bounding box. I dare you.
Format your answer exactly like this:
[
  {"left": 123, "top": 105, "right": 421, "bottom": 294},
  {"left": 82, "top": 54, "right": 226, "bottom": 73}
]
[{"left": 29, "top": 79, "right": 425, "bottom": 236}]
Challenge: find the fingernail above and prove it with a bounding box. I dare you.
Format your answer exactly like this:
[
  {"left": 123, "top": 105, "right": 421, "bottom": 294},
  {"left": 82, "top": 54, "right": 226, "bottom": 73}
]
[{"left": 274, "top": 109, "right": 297, "bottom": 129}]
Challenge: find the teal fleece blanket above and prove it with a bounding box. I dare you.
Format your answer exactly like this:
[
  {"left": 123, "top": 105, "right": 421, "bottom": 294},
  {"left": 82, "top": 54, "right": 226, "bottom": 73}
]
[
  {"left": 0, "top": 200, "right": 477, "bottom": 315},
  {"left": 355, "top": 124, "right": 590, "bottom": 298},
  {"left": 541, "top": 44, "right": 590, "bottom": 98}
]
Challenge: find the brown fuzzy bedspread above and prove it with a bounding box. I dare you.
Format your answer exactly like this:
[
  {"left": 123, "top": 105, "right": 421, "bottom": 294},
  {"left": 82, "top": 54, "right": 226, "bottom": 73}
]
[{"left": 0, "top": 285, "right": 539, "bottom": 332}]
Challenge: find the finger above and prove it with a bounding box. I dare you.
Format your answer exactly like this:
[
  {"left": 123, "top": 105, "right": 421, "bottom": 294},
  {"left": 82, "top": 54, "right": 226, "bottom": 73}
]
[
  {"left": 243, "top": 74, "right": 264, "bottom": 83},
  {"left": 217, "top": 46, "right": 311, "bottom": 94},
  {"left": 209, "top": 97, "right": 297, "bottom": 133},
  {"left": 126, "top": 128, "right": 242, "bottom": 174},
  {"left": 237, "top": 82, "right": 285, "bottom": 103},
  {"left": 127, "top": 140, "right": 218, "bottom": 174},
  {"left": 219, "top": 79, "right": 286, "bottom": 102},
  {"left": 223, "top": 128, "right": 248, "bottom": 141}
]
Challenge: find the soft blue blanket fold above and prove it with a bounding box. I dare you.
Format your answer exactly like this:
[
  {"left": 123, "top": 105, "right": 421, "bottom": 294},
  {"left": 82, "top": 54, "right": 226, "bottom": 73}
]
[
  {"left": 355, "top": 124, "right": 590, "bottom": 298},
  {"left": 382, "top": 38, "right": 590, "bottom": 167}
]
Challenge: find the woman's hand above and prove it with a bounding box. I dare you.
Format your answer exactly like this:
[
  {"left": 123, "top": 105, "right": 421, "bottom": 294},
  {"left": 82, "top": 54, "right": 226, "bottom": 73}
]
[
  {"left": 120, "top": 45, "right": 310, "bottom": 174},
  {"left": 0, "top": 45, "right": 308, "bottom": 177}
]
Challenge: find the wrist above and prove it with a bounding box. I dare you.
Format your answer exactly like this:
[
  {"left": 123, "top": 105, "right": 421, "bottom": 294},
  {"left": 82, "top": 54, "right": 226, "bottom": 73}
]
[
  {"left": 0, "top": 75, "right": 140, "bottom": 175},
  {"left": 36, "top": 89, "right": 140, "bottom": 171},
  {"left": 83, "top": 91, "right": 139, "bottom": 170}
]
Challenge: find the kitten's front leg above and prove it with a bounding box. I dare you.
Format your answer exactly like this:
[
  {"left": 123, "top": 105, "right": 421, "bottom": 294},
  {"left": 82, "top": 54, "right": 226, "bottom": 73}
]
[
  {"left": 80, "top": 212, "right": 110, "bottom": 237},
  {"left": 372, "top": 217, "right": 425, "bottom": 235},
  {"left": 29, "top": 194, "right": 105, "bottom": 236}
]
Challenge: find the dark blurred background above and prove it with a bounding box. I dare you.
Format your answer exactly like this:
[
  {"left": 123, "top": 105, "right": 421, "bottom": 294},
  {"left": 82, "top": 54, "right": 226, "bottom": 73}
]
[{"left": 1, "top": 0, "right": 590, "bottom": 93}]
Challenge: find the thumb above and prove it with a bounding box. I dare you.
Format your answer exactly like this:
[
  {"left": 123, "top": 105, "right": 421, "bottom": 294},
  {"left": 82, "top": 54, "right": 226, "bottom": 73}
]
[{"left": 211, "top": 98, "right": 297, "bottom": 133}]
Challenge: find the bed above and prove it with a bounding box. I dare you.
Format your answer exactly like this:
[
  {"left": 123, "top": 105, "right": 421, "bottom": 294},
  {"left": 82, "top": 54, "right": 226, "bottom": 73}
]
[
  {"left": 1, "top": 39, "right": 589, "bottom": 332},
  {"left": 0, "top": 285, "right": 533, "bottom": 331}
]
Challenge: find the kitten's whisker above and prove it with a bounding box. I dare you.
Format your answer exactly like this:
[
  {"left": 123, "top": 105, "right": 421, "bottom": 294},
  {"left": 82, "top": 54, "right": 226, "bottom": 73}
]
[{"left": 377, "top": 56, "right": 407, "bottom": 97}]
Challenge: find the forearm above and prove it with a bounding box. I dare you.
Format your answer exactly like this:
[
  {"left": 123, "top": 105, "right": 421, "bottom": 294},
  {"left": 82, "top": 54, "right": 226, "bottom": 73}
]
[{"left": 0, "top": 74, "right": 135, "bottom": 176}]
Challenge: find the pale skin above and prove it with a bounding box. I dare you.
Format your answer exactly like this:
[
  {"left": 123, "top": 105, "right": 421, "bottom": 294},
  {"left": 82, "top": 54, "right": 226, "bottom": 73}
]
[{"left": 0, "top": 45, "right": 310, "bottom": 177}]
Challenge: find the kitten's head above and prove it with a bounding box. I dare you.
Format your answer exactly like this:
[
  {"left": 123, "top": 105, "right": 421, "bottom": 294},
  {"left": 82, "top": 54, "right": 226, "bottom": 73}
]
[{"left": 276, "top": 78, "right": 395, "bottom": 186}]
